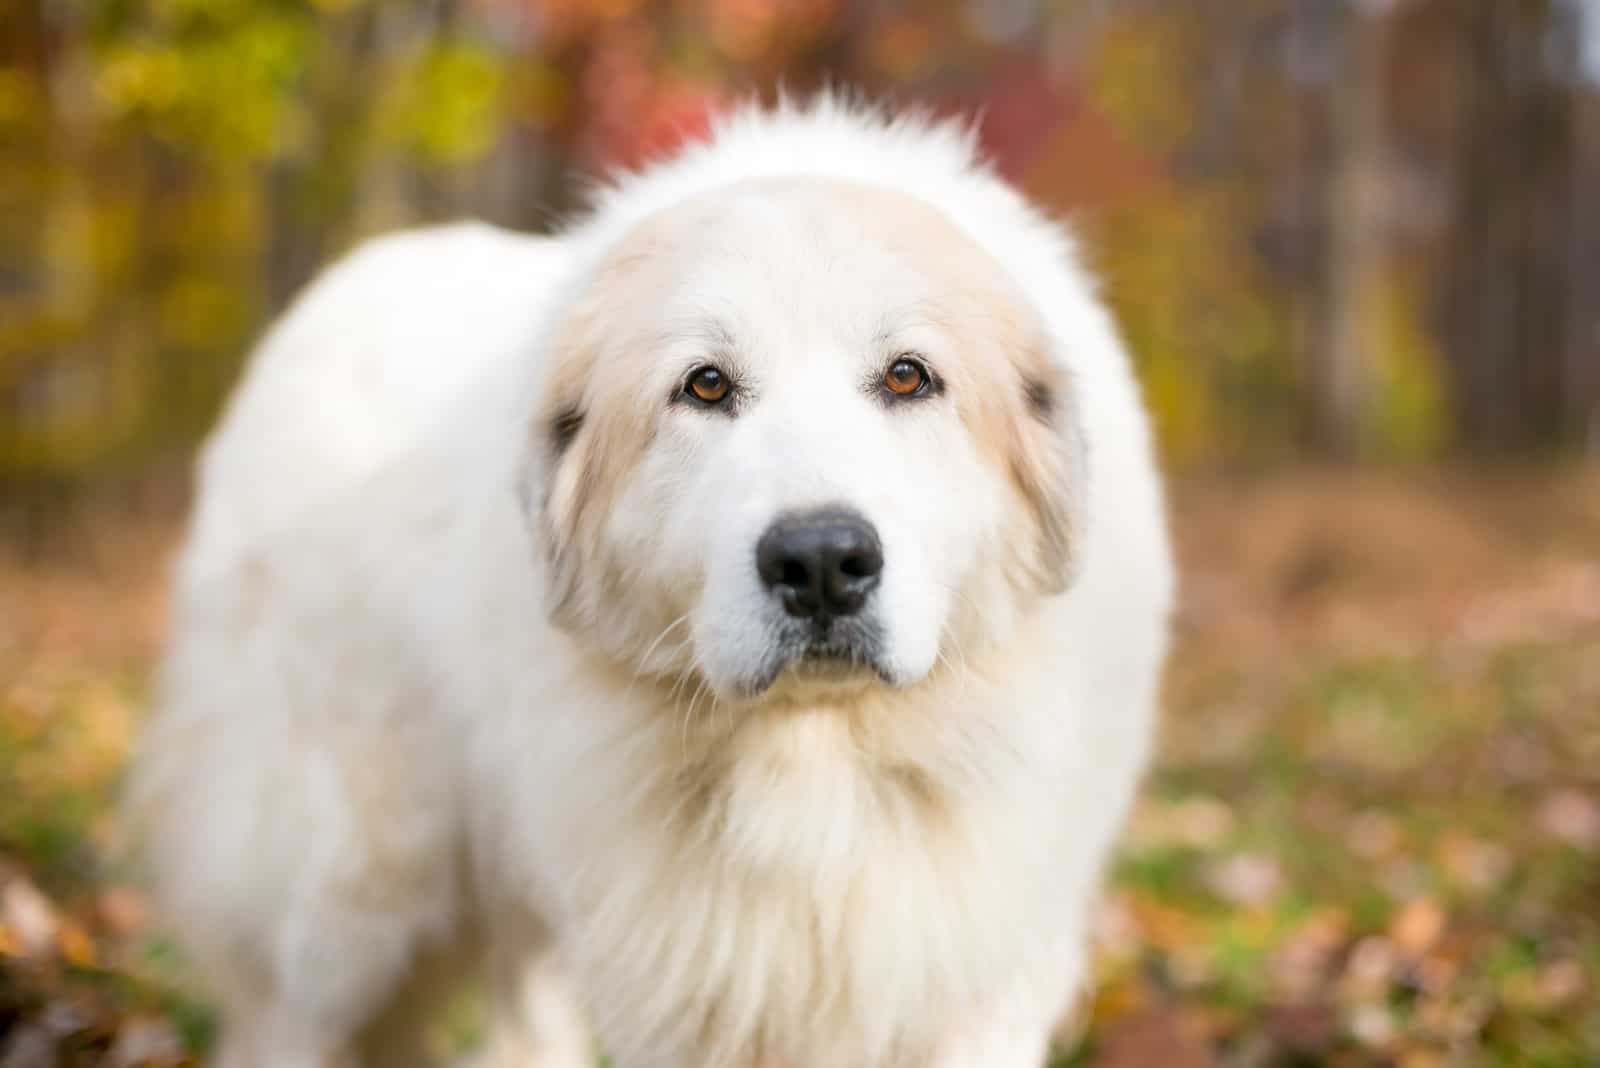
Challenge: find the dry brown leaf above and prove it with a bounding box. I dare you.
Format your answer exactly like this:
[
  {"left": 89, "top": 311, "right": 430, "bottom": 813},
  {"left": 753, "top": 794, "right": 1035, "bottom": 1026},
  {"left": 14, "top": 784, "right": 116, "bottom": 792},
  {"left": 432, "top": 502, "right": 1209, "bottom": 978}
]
[
  {"left": 1502, "top": 958, "right": 1590, "bottom": 1014},
  {"left": 97, "top": 885, "right": 151, "bottom": 937},
  {"left": 1, "top": 877, "right": 60, "bottom": 958},
  {"left": 1436, "top": 834, "right": 1512, "bottom": 894},
  {"left": 57, "top": 917, "right": 97, "bottom": 968},
  {"left": 1538, "top": 789, "right": 1600, "bottom": 850},
  {"left": 1390, "top": 897, "right": 1447, "bottom": 957},
  {"left": 1269, "top": 908, "right": 1350, "bottom": 1000},
  {"left": 1266, "top": 1002, "right": 1337, "bottom": 1054},
  {"left": 1126, "top": 895, "right": 1199, "bottom": 948},
  {"left": 1347, "top": 1002, "right": 1397, "bottom": 1047},
  {"left": 1341, "top": 936, "right": 1398, "bottom": 1000},
  {"left": 1203, "top": 853, "right": 1283, "bottom": 907},
  {"left": 1349, "top": 809, "right": 1404, "bottom": 860},
  {"left": 106, "top": 1015, "right": 188, "bottom": 1068},
  {"left": 1087, "top": 1008, "right": 1215, "bottom": 1068},
  {"left": 1534, "top": 959, "right": 1587, "bottom": 1008}
]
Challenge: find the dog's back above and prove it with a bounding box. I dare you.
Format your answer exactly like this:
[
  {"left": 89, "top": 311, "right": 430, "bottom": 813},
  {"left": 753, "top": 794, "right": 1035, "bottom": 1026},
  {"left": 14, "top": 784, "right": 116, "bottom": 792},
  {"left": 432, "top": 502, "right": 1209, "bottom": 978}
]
[{"left": 127, "top": 222, "right": 573, "bottom": 1060}]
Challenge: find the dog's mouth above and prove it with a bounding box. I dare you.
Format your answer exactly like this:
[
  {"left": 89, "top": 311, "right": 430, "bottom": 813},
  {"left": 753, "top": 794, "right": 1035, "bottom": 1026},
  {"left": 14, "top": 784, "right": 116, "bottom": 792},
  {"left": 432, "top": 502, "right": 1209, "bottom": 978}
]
[{"left": 745, "top": 619, "right": 893, "bottom": 697}]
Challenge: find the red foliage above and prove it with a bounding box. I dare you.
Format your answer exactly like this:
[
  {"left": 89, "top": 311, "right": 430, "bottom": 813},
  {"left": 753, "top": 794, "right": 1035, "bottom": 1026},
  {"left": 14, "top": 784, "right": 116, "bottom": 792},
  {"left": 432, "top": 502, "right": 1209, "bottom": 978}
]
[{"left": 610, "top": 82, "right": 725, "bottom": 171}]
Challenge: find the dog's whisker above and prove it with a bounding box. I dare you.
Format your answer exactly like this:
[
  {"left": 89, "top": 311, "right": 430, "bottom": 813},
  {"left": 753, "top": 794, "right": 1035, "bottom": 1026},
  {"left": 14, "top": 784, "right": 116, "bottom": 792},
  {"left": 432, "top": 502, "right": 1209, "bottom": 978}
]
[
  {"left": 638, "top": 614, "right": 691, "bottom": 675},
  {"left": 625, "top": 613, "right": 692, "bottom": 709}
]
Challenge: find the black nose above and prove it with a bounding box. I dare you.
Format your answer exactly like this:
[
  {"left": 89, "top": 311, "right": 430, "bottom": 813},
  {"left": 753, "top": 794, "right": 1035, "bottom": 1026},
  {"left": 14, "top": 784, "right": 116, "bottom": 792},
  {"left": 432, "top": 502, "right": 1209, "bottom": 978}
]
[{"left": 756, "top": 508, "right": 884, "bottom": 621}]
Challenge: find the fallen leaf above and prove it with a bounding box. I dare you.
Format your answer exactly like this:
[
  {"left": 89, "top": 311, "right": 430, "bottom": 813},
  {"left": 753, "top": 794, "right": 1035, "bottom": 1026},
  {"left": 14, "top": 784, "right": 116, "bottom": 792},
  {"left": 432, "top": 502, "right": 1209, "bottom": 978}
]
[
  {"left": 1269, "top": 908, "right": 1349, "bottom": 1000},
  {"left": 1203, "top": 853, "right": 1283, "bottom": 907},
  {"left": 1349, "top": 809, "right": 1403, "bottom": 859},
  {"left": 1266, "top": 1002, "right": 1337, "bottom": 1054},
  {"left": 107, "top": 1015, "right": 187, "bottom": 1068},
  {"left": 1415, "top": 949, "right": 1463, "bottom": 995},
  {"left": 57, "top": 917, "right": 97, "bottom": 968},
  {"left": 1503, "top": 958, "right": 1589, "bottom": 1014},
  {"left": 1534, "top": 959, "right": 1587, "bottom": 1008},
  {"left": 1347, "top": 1002, "right": 1397, "bottom": 1047},
  {"left": 1538, "top": 789, "right": 1600, "bottom": 849},
  {"left": 1378, "top": 858, "right": 1429, "bottom": 901},
  {"left": 1436, "top": 834, "right": 1512, "bottom": 894},
  {"left": 1087, "top": 1008, "right": 1215, "bottom": 1068},
  {"left": 1168, "top": 942, "right": 1217, "bottom": 989},
  {"left": 1, "top": 877, "right": 60, "bottom": 958},
  {"left": 1390, "top": 897, "right": 1446, "bottom": 957},
  {"left": 1341, "top": 936, "right": 1398, "bottom": 1000},
  {"left": 1126, "top": 895, "right": 1199, "bottom": 948},
  {"left": 1093, "top": 894, "right": 1142, "bottom": 960},
  {"left": 97, "top": 885, "right": 151, "bottom": 937},
  {"left": 1171, "top": 796, "right": 1235, "bottom": 847},
  {"left": 1087, "top": 974, "right": 1153, "bottom": 1028}
]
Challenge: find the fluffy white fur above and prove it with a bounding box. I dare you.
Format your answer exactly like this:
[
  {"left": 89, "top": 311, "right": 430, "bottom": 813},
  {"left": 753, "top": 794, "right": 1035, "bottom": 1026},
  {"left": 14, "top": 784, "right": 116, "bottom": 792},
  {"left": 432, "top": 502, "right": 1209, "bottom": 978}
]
[{"left": 130, "top": 97, "right": 1175, "bottom": 1068}]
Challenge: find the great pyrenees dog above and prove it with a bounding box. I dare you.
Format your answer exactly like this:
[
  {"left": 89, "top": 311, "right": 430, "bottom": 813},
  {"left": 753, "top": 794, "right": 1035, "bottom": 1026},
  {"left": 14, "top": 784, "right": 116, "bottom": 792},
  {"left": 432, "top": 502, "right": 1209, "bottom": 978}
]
[{"left": 130, "top": 98, "right": 1174, "bottom": 1068}]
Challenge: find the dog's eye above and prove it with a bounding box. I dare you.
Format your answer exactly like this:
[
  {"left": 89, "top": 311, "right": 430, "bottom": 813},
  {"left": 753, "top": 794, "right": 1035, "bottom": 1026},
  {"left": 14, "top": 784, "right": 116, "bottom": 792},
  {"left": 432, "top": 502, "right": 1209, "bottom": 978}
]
[
  {"left": 685, "top": 365, "right": 731, "bottom": 405},
  {"left": 883, "top": 357, "right": 930, "bottom": 399}
]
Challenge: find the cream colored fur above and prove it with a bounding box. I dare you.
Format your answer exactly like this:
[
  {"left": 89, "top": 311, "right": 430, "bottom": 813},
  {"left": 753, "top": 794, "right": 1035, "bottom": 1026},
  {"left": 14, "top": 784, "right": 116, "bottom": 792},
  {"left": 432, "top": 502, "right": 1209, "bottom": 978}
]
[{"left": 129, "top": 97, "right": 1175, "bottom": 1068}]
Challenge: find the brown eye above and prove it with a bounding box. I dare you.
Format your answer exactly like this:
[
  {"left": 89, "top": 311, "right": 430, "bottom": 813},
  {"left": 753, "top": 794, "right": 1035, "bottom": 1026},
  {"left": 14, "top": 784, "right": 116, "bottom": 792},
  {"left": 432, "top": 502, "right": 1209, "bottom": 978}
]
[
  {"left": 686, "top": 365, "right": 730, "bottom": 405},
  {"left": 884, "top": 357, "right": 930, "bottom": 398}
]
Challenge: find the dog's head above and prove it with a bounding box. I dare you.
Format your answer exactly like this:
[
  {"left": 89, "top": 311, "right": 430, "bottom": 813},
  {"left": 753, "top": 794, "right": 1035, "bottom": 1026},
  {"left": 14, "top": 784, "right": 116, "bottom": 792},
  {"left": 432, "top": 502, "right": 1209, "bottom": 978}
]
[{"left": 526, "top": 177, "right": 1085, "bottom": 703}]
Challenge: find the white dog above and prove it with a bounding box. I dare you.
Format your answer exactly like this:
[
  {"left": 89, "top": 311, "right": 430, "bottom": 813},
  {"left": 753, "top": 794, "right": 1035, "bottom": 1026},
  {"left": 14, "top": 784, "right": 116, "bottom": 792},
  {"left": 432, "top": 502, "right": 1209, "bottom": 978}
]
[{"left": 130, "top": 97, "right": 1174, "bottom": 1068}]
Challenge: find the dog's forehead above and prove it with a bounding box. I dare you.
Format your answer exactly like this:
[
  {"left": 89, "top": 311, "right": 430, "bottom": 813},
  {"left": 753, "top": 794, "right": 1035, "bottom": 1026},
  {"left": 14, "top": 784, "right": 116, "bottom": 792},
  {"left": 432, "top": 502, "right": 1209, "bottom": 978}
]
[
  {"left": 606, "top": 179, "right": 976, "bottom": 288},
  {"left": 596, "top": 177, "right": 1033, "bottom": 353},
  {"left": 688, "top": 177, "right": 988, "bottom": 271}
]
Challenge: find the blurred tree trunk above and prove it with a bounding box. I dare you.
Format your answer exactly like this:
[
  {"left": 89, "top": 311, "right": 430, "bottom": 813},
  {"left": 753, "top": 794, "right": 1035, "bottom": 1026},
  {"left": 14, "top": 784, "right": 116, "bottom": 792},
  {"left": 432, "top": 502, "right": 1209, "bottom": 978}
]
[
  {"left": 1567, "top": 90, "right": 1600, "bottom": 453},
  {"left": 1443, "top": 0, "right": 1577, "bottom": 452},
  {"left": 1285, "top": 0, "right": 1336, "bottom": 458},
  {"left": 265, "top": 1, "right": 387, "bottom": 313},
  {"left": 1316, "top": 2, "right": 1389, "bottom": 459},
  {"left": 473, "top": 123, "right": 572, "bottom": 232}
]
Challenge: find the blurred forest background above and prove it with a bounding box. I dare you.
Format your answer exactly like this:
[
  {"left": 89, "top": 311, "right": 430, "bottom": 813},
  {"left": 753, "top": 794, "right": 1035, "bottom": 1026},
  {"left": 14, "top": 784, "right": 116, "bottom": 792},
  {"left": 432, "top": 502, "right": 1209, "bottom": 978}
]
[
  {"left": 2, "top": 0, "right": 1600, "bottom": 521},
  {"left": 2, "top": 2, "right": 1599, "bottom": 1067}
]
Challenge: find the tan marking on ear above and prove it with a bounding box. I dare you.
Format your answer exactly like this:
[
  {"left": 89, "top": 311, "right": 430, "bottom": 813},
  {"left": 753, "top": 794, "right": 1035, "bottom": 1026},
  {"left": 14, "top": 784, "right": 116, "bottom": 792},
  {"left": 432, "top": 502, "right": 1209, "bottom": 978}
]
[
  {"left": 535, "top": 231, "right": 673, "bottom": 626},
  {"left": 979, "top": 324, "right": 1083, "bottom": 596},
  {"left": 921, "top": 258, "right": 1083, "bottom": 595}
]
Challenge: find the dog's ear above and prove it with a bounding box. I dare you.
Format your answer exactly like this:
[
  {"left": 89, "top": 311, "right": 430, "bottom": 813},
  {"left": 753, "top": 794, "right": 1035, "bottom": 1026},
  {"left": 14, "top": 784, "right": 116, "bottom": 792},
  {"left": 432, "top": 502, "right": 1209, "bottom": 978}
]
[
  {"left": 525, "top": 298, "right": 607, "bottom": 630},
  {"left": 537, "top": 410, "right": 589, "bottom": 627},
  {"left": 1007, "top": 357, "right": 1088, "bottom": 596},
  {"left": 524, "top": 289, "right": 658, "bottom": 631},
  {"left": 527, "top": 379, "right": 588, "bottom": 629}
]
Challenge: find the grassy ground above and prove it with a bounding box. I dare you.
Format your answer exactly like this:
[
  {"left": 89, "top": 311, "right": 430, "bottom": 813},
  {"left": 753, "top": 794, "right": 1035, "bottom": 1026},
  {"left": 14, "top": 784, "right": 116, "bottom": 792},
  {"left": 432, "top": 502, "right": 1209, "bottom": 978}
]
[{"left": 2, "top": 468, "right": 1598, "bottom": 1067}]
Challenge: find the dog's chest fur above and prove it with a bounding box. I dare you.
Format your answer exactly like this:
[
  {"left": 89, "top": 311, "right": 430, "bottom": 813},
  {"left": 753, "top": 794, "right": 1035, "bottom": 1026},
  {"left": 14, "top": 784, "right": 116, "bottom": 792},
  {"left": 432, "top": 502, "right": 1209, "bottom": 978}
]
[{"left": 545, "top": 690, "right": 1064, "bottom": 1067}]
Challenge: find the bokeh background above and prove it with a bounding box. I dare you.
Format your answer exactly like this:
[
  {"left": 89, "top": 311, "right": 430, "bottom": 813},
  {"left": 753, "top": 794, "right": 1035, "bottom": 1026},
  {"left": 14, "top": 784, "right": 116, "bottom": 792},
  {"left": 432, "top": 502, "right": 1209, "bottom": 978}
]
[{"left": 2, "top": 1, "right": 1598, "bottom": 1066}]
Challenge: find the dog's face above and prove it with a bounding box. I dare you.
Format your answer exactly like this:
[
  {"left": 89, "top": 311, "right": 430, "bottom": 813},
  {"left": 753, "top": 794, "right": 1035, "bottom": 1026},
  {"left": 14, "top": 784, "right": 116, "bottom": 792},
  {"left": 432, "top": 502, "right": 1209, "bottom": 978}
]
[{"left": 531, "top": 178, "right": 1084, "bottom": 703}]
